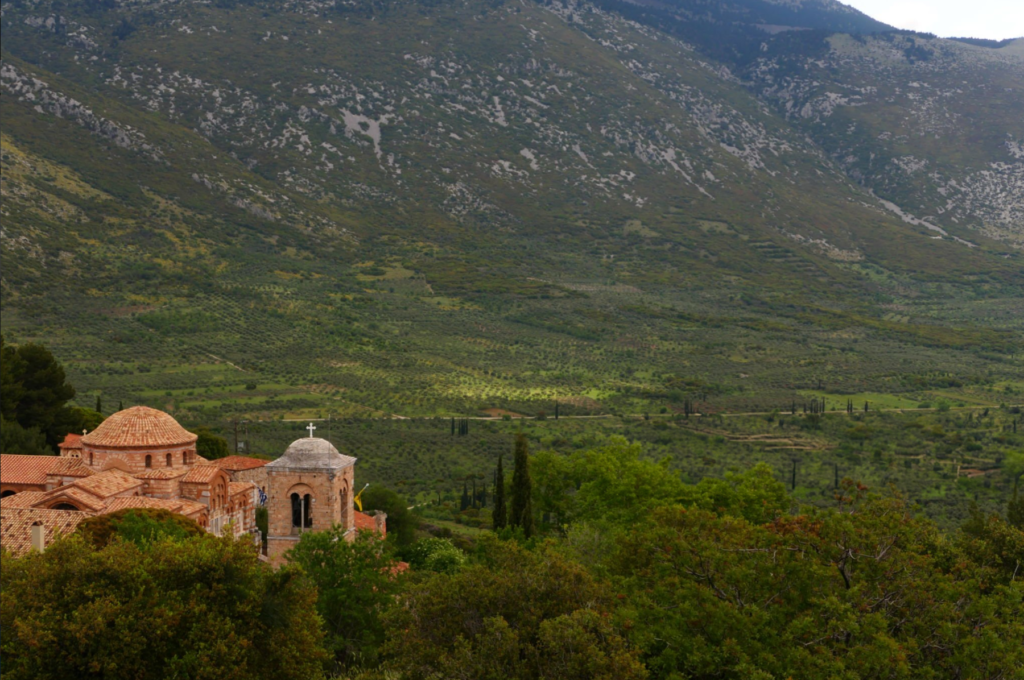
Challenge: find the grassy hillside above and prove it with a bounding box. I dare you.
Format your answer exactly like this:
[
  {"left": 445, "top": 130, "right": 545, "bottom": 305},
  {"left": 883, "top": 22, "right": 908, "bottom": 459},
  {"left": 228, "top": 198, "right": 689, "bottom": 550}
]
[{"left": 1, "top": 0, "right": 1021, "bottom": 427}]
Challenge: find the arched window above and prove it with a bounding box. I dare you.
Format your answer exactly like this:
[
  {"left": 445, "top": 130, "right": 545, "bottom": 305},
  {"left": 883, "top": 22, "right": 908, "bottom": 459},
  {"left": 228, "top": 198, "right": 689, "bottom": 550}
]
[
  {"left": 89, "top": 451, "right": 94, "bottom": 466},
  {"left": 290, "top": 493, "right": 313, "bottom": 530},
  {"left": 167, "top": 453, "right": 173, "bottom": 467},
  {"left": 145, "top": 455, "right": 152, "bottom": 468}
]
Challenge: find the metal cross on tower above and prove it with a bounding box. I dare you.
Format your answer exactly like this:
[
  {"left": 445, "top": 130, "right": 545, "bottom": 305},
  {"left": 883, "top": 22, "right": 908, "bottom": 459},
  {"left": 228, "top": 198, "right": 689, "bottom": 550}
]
[{"left": 307, "top": 422, "right": 317, "bottom": 438}]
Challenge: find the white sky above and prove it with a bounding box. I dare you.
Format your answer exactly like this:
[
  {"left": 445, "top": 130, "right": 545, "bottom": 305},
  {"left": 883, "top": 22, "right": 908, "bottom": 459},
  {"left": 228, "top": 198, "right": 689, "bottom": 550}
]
[{"left": 843, "top": 0, "right": 1024, "bottom": 40}]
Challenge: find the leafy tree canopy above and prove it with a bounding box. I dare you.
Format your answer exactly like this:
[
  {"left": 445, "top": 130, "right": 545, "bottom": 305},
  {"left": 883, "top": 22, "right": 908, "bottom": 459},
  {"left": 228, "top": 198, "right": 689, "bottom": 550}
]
[
  {"left": 0, "top": 532, "right": 327, "bottom": 680},
  {"left": 287, "top": 526, "right": 404, "bottom": 672}
]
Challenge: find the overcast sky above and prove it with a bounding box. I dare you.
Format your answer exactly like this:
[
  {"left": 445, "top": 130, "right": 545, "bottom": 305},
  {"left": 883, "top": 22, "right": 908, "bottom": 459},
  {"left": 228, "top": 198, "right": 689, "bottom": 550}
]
[{"left": 843, "top": 0, "right": 1024, "bottom": 40}]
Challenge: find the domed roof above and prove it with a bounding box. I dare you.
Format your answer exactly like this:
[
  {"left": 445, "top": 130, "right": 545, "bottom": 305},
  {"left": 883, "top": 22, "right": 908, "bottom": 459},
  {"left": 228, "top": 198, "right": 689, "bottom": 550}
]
[
  {"left": 80, "top": 406, "right": 198, "bottom": 449},
  {"left": 267, "top": 437, "right": 356, "bottom": 471}
]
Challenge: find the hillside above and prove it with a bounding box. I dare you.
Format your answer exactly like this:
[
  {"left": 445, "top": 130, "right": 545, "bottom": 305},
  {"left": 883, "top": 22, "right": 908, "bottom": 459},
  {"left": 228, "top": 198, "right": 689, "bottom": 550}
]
[{"left": 1, "top": 0, "right": 1022, "bottom": 420}]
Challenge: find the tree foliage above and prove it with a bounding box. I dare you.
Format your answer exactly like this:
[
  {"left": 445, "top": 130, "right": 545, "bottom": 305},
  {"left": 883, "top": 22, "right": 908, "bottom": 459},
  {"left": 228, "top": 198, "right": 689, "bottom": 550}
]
[
  {"left": 195, "top": 427, "right": 230, "bottom": 459},
  {"left": 0, "top": 532, "right": 327, "bottom": 680},
  {"left": 381, "top": 538, "right": 647, "bottom": 680},
  {"left": 286, "top": 526, "right": 405, "bottom": 671},
  {"left": 361, "top": 485, "right": 416, "bottom": 547},
  {"left": 510, "top": 433, "right": 535, "bottom": 537}
]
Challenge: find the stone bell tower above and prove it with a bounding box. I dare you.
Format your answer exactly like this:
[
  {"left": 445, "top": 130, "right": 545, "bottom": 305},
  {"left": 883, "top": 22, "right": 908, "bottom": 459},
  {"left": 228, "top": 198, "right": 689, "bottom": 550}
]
[{"left": 265, "top": 425, "right": 356, "bottom": 566}]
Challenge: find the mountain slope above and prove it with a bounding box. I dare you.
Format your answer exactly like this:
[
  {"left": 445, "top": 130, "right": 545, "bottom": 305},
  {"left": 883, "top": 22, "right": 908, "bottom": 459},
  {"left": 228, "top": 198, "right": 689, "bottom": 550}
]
[{"left": 1, "top": 0, "right": 1021, "bottom": 418}]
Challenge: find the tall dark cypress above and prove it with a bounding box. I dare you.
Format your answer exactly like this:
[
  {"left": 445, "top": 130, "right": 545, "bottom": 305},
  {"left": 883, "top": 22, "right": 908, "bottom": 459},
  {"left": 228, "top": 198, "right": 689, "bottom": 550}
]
[
  {"left": 461, "top": 482, "right": 470, "bottom": 511},
  {"left": 510, "top": 433, "right": 534, "bottom": 537},
  {"left": 95, "top": 395, "right": 102, "bottom": 414},
  {"left": 492, "top": 455, "right": 507, "bottom": 530},
  {"left": 1007, "top": 477, "right": 1024, "bottom": 529}
]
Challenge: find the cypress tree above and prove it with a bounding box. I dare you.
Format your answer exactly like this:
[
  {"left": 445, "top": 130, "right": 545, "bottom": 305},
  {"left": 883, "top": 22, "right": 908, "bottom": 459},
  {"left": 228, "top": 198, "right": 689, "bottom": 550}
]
[
  {"left": 1008, "top": 477, "right": 1024, "bottom": 529},
  {"left": 95, "top": 395, "right": 102, "bottom": 414},
  {"left": 460, "top": 482, "right": 470, "bottom": 511},
  {"left": 118, "top": 400, "right": 124, "bottom": 411},
  {"left": 492, "top": 456, "right": 507, "bottom": 530},
  {"left": 510, "top": 433, "right": 534, "bottom": 537}
]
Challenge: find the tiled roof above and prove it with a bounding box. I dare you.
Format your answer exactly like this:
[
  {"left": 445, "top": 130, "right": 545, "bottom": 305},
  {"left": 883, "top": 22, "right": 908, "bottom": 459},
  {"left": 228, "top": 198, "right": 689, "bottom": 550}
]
[
  {"left": 46, "top": 458, "right": 95, "bottom": 478},
  {"left": 181, "top": 465, "right": 224, "bottom": 485},
  {"left": 72, "top": 469, "right": 144, "bottom": 498},
  {"left": 0, "top": 491, "right": 50, "bottom": 508},
  {"left": 0, "top": 506, "right": 91, "bottom": 556},
  {"left": 354, "top": 510, "right": 386, "bottom": 535},
  {"left": 133, "top": 468, "right": 188, "bottom": 480},
  {"left": 100, "top": 496, "right": 206, "bottom": 518},
  {"left": 0, "top": 454, "right": 63, "bottom": 486},
  {"left": 228, "top": 481, "right": 256, "bottom": 497},
  {"left": 210, "top": 456, "right": 268, "bottom": 472},
  {"left": 59, "top": 433, "right": 83, "bottom": 449},
  {"left": 36, "top": 487, "right": 108, "bottom": 512},
  {"left": 80, "top": 406, "right": 197, "bottom": 449}
]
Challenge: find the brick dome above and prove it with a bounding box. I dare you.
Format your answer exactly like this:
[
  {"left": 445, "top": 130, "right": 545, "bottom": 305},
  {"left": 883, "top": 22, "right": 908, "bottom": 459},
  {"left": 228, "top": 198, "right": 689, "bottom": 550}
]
[{"left": 81, "top": 406, "right": 198, "bottom": 449}]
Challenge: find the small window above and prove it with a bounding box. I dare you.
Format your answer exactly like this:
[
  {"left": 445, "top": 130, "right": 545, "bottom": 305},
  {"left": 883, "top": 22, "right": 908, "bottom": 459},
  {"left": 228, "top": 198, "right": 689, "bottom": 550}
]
[
  {"left": 145, "top": 455, "right": 152, "bottom": 468},
  {"left": 166, "top": 453, "right": 173, "bottom": 467}
]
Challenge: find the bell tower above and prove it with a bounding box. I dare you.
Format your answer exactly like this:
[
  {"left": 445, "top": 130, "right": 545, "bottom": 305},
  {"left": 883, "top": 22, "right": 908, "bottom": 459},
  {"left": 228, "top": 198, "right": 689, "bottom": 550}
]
[{"left": 265, "top": 429, "right": 356, "bottom": 566}]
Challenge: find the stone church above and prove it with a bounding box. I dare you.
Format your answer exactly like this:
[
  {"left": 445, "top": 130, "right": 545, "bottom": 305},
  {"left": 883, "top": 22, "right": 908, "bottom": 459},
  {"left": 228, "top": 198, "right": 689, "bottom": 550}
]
[{"left": 1, "top": 407, "right": 384, "bottom": 561}]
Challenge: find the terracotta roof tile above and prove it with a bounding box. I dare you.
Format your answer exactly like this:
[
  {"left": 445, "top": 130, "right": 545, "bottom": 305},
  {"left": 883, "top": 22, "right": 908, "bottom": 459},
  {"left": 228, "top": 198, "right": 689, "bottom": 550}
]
[
  {"left": 0, "top": 491, "right": 50, "bottom": 508},
  {"left": 181, "top": 465, "right": 224, "bottom": 485},
  {"left": 46, "top": 458, "right": 96, "bottom": 478},
  {"left": 0, "top": 454, "right": 63, "bottom": 486},
  {"left": 228, "top": 481, "right": 256, "bottom": 497},
  {"left": 59, "top": 433, "right": 83, "bottom": 449},
  {"left": 133, "top": 468, "right": 188, "bottom": 480},
  {"left": 72, "top": 470, "right": 144, "bottom": 499},
  {"left": 35, "top": 487, "right": 108, "bottom": 512},
  {"left": 0, "top": 506, "right": 91, "bottom": 556},
  {"left": 100, "top": 496, "right": 205, "bottom": 518},
  {"left": 210, "top": 456, "right": 269, "bottom": 472},
  {"left": 80, "top": 406, "right": 197, "bottom": 449}
]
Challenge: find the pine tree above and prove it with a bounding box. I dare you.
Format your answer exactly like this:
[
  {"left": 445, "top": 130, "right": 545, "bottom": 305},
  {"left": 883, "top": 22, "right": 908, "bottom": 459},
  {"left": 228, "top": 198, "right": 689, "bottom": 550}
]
[
  {"left": 492, "top": 456, "right": 507, "bottom": 530},
  {"left": 510, "top": 433, "right": 534, "bottom": 537}
]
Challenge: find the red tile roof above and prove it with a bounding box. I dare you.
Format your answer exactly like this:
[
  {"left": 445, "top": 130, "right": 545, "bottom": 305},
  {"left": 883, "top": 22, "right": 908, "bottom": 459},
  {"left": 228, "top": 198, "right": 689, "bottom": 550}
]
[
  {"left": 46, "top": 458, "right": 95, "bottom": 478},
  {"left": 0, "top": 454, "right": 63, "bottom": 486},
  {"left": 0, "top": 506, "right": 91, "bottom": 555},
  {"left": 0, "top": 490, "right": 50, "bottom": 508},
  {"left": 72, "top": 469, "right": 144, "bottom": 499},
  {"left": 210, "top": 456, "right": 268, "bottom": 472},
  {"left": 33, "top": 487, "right": 108, "bottom": 512},
  {"left": 100, "top": 496, "right": 206, "bottom": 518},
  {"left": 181, "top": 465, "right": 225, "bottom": 485},
  {"left": 354, "top": 511, "right": 387, "bottom": 537},
  {"left": 133, "top": 468, "right": 188, "bottom": 480},
  {"left": 80, "top": 406, "right": 197, "bottom": 449},
  {"left": 59, "top": 433, "right": 83, "bottom": 449},
  {"left": 228, "top": 481, "right": 256, "bottom": 497}
]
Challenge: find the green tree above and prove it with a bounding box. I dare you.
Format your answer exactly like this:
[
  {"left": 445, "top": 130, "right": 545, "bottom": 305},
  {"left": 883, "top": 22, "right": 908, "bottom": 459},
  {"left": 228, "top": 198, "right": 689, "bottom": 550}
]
[
  {"left": 510, "top": 433, "right": 534, "bottom": 537},
  {"left": 492, "top": 454, "right": 508, "bottom": 530},
  {"left": 76, "top": 508, "right": 206, "bottom": 549},
  {"left": 611, "top": 495, "right": 1024, "bottom": 679},
  {"left": 287, "top": 526, "right": 404, "bottom": 671},
  {"left": 361, "top": 485, "right": 416, "bottom": 547},
  {"left": 195, "top": 428, "right": 230, "bottom": 459},
  {"left": 9, "top": 342, "right": 77, "bottom": 446},
  {"left": 0, "top": 532, "right": 327, "bottom": 680},
  {"left": 405, "top": 537, "right": 467, "bottom": 574},
  {"left": 382, "top": 538, "right": 646, "bottom": 680},
  {"left": 0, "top": 416, "right": 52, "bottom": 456}
]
